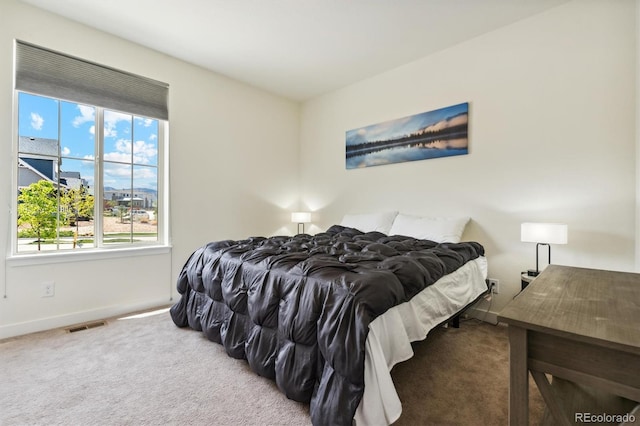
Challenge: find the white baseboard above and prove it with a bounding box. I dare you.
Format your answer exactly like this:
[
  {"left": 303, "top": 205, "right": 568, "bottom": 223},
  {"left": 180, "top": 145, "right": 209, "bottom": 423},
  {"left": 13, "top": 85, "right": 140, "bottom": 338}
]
[
  {"left": 0, "top": 298, "right": 173, "bottom": 340},
  {"left": 465, "top": 306, "right": 500, "bottom": 325}
]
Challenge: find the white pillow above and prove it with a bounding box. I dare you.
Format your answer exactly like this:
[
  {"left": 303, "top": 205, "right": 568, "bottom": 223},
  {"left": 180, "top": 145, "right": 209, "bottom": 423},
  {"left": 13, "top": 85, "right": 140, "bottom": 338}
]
[
  {"left": 389, "top": 214, "right": 470, "bottom": 243},
  {"left": 340, "top": 211, "right": 398, "bottom": 234}
]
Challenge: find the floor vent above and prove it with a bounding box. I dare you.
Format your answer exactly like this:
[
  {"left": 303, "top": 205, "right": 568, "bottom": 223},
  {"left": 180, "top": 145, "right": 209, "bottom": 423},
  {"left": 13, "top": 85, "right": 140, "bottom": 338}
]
[{"left": 66, "top": 321, "right": 106, "bottom": 333}]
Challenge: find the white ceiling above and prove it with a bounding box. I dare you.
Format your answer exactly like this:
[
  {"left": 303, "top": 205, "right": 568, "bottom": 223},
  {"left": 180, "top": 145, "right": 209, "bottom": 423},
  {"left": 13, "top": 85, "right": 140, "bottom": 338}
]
[{"left": 21, "top": 0, "right": 569, "bottom": 101}]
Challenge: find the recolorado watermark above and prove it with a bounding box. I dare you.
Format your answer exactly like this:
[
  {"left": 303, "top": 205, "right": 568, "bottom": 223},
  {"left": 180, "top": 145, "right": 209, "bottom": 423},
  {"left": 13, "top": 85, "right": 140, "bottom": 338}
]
[{"left": 575, "top": 412, "right": 636, "bottom": 423}]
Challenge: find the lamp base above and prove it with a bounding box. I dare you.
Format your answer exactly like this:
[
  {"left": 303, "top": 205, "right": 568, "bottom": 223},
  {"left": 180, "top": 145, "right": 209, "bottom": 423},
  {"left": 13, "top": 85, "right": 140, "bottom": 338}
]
[{"left": 527, "top": 269, "right": 540, "bottom": 277}]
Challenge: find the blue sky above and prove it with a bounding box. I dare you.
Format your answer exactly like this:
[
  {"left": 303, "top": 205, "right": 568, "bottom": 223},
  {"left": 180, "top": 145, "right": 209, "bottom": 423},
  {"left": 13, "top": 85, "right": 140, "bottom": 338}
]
[{"left": 18, "top": 92, "right": 158, "bottom": 192}]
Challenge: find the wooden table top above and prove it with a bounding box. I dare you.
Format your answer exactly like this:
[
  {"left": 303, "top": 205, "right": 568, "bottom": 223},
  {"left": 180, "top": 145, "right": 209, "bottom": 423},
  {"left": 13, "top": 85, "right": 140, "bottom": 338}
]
[{"left": 498, "top": 264, "right": 640, "bottom": 355}]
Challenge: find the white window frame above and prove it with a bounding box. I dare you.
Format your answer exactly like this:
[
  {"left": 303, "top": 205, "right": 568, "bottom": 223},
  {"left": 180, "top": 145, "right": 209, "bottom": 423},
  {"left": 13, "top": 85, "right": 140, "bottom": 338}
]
[{"left": 10, "top": 41, "right": 170, "bottom": 264}]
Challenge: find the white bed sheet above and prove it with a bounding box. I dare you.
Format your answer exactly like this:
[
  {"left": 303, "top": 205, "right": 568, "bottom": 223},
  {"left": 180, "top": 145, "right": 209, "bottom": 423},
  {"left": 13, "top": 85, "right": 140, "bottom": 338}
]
[{"left": 354, "top": 256, "right": 488, "bottom": 426}]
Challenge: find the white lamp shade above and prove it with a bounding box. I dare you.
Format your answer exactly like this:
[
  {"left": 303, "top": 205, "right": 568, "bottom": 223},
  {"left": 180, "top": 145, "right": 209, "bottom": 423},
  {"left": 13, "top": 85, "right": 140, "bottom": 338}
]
[
  {"left": 521, "top": 223, "right": 568, "bottom": 244},
  {"left": 291, "top": 212, "right": 311, "bottom": 223}
]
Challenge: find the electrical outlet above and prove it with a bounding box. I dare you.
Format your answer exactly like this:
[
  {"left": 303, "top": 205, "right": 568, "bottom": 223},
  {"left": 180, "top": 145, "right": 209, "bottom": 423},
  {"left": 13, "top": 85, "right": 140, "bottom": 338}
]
[
  {"left": 487, "top": 278, "right": 499, "bottom": 294},
  {"left": 42, "top": 281, "right": 55, "bottom": 297}
]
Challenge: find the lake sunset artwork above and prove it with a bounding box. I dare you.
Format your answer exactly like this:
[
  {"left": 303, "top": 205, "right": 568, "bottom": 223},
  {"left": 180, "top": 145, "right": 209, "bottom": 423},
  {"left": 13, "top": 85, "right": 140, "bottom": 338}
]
[{"left": 345, "top": 102, "right": 469, "bottom": 169}]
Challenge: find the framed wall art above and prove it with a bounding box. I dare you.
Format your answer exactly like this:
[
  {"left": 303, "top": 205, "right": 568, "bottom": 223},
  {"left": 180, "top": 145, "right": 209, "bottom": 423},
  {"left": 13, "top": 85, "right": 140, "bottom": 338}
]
[{"left": 346, "top": 102, "right": 469, "bottom": 169}]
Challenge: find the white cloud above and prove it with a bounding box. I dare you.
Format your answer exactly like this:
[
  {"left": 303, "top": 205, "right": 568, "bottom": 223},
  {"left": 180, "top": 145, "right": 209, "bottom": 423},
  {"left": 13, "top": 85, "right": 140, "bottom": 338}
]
[
  {"left": 134, "top": 117, "right": 154, "bottom": 127},
  {"left": 104, "top": 138, "right": 157, "bottom": 165},
  {"left": 104, "top": 138, "right": 132, "bottom": 162},
  {"left": 104, "top": 124, "right": 117, "bottom": 138},
  {"left": 105, "top": 163, "right": 131, "bottom": 177},
  {"left": 104, "top": 151, "right": 131, "bottom": 163},
  {"left": 424, "top": 113, "right": 468, "bottom": 132},
  {"left": 73, "top": 105, "right": 95, "bottom": 127},
  {"left": 133, "top": 140, "right": 157, "bottom": 164},
  {"left": 103, "top": 162, "right": 156, "bottom": 189},
  {"left": 103, "top": 130, "right": 158, "bottom": 188},
  {"left": 134, "top": 166, "right": 156, "bottom": 179},
  {"left": 104, "top": 110, "right": 131, "bottom": 138},
  {"left": 61, "top": 146, "right": 71, "bottom": 156},
  {"left": 30, "top": 112, "right": 44, "bottom": 130},
  {"left": 115, "top": 138, "right": 130, "bottom": 152}
]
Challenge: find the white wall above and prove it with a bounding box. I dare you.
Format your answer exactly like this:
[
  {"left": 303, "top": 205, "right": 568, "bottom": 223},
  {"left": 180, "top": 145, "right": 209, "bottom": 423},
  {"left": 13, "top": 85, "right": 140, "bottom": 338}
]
[
  {"left": 0, "top": 0, "right": 300, "bottom": 338},
  {"left": 1, "top": 0, "right": 636, "bottom": 337},
  {"left": 299, "top": 0, "right": 637, "bottom": 317}
]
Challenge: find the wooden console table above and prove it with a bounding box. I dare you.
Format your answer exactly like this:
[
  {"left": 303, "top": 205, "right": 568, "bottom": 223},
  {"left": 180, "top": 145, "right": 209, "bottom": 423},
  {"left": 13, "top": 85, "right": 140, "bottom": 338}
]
[{"left": 498, "top": 265, "right": 640, "bottom": 425}]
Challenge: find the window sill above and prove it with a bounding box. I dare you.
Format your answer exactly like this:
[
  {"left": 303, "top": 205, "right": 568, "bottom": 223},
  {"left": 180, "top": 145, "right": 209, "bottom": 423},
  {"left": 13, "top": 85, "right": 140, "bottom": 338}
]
[{"left": 6, "top": 245, "right": 172, "bottom": 267}]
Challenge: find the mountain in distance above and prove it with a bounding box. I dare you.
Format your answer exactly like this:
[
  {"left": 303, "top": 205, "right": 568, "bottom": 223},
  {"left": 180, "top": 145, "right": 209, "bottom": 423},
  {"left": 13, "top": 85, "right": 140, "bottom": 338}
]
[{"left": 104, "top": 186, "right": 157, "bottom": 196}]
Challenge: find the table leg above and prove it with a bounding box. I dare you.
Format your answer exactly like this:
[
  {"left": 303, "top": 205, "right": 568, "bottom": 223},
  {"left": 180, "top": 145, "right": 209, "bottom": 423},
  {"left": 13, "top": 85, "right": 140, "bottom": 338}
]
[{"left": 508, "top": 326, "right": 529, "bottom": 425}]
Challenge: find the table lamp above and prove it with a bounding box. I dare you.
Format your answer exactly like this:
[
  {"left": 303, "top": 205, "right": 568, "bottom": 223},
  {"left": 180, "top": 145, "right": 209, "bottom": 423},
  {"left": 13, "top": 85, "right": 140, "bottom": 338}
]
[
  {"left": 521, "top": 222, "right": 568, "bottom": 276},
  {"left": 291, "top": 212, "right": 311, "bottom": 234}
]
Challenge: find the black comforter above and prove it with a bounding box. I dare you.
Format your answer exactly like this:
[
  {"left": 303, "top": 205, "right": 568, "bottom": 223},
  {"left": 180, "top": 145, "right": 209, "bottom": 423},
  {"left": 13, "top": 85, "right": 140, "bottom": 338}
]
[{"left": 170, "top": 225, "right": 484, "bottom": 425}]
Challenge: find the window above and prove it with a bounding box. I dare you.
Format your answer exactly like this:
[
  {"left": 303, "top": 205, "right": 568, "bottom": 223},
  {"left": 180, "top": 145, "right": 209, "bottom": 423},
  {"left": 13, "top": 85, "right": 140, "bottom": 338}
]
[{"left": 14, "top": 41, "right": 168, "bottom": 255}]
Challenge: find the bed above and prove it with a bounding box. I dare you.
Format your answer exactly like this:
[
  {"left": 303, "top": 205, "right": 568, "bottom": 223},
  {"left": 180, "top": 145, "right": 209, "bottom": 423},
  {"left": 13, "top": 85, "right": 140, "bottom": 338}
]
[{"left": 170, "top": 212, "right": 487, "bottom": 426}]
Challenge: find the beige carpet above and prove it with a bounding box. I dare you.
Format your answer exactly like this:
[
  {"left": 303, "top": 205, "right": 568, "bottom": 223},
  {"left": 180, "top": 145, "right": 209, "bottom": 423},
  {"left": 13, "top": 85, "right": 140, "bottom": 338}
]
[
  {"left": 0, "top": 308, "right": 544, "bottom": 425},
  {"left": 392, "top": 318, "right": 544, "bottom": 425}
]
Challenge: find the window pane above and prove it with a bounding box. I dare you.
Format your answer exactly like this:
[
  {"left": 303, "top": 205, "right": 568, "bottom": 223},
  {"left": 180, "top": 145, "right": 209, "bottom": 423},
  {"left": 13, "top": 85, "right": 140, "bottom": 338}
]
[
  {"left": 102, "top": 111, "right": 138, "bottom": 246},
  {"left": 17, "top": 92, "right": 61, "bottom": 253},
  {"left": 18, "top": 92, "right": 59, "bottom": 143},
  {"left": 59, "top": 158, "right": 95, "bottom": 250},
  {"left": 102, "top": 110, "right": 159, "bottom": 247},
  {"left": 133, "top": 116, "right": 158, "bottom": 166},
  {"left": 16, "top": 177, "right": 60, "bottom": 253},
  {"left": 132, "top": 165, "right": 157, "bottom": 242},
  {"left": 104, "top": 110, "right": 132, "bottom": 162},
  {"left": 60, "top": 101, "right": 95, "bottom": 160},
  {"left": 103, "top": 162, "right": 132, "bottom": 245}
]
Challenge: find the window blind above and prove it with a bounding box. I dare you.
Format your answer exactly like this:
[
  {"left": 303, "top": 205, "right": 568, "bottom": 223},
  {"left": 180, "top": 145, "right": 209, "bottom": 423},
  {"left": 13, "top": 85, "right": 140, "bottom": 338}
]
[{"left": 15, "top": 40, "right": 169, "bottom": 120}]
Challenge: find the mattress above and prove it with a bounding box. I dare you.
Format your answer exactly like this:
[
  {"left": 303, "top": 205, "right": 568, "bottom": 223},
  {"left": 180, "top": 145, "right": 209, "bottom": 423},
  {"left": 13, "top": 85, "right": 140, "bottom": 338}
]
[{"left": 356, "top": 256, "right": 488, "bottom": 425}]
